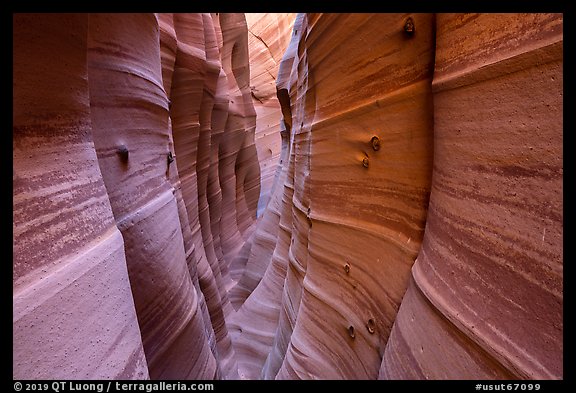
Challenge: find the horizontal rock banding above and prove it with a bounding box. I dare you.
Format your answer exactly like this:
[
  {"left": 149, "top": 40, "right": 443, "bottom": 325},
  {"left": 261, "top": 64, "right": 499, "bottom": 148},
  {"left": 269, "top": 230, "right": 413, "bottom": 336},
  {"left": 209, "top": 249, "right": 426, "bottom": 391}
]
[
  {"left": 13, "top": 12, "right": 562, "bottom": 381},
  {"left": 87, "top": 13, "right": 218, "bottom": 380},
  {"left": 13, "top": 13, "right": 148, "bottom": 379},
  {"left": 379, "top": 13, "right": 563, "bottom": 380}
]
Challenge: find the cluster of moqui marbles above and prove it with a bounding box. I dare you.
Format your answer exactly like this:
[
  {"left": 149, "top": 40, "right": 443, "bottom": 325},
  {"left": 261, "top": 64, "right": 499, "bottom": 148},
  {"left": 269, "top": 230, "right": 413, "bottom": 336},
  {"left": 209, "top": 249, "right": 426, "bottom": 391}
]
[{"left": 232, "top": 13, "right": 563, "bottom": 380}]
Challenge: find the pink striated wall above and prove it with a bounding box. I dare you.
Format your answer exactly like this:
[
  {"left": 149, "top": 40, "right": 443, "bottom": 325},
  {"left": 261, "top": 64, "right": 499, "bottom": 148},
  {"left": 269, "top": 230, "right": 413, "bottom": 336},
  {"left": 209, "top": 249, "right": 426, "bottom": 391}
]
[{"left": 13, "top": 13, "right": 562, "bottom": 381}]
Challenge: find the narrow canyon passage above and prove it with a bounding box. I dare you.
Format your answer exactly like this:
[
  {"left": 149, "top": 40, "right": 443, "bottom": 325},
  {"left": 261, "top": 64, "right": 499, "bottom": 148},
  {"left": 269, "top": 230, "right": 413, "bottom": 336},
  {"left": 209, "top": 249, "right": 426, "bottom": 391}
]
[{"left": 13, "top": 13, "right": 562, "bottom": 380}]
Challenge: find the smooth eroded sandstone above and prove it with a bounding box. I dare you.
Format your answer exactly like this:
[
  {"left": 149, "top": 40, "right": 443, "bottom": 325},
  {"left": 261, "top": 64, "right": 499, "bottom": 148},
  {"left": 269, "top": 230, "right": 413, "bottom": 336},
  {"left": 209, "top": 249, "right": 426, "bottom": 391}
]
[
  {"left": 379, "top": 13, "right": 563, "bottom": 380},
  {"left": 87, "top": 13, "right": 217, "bottom": 379},
  {"left": 13, "top": 13, "right": 148, "bottom": 379},
  {"left": 228, "top": 13, "right": 296, "bottom": 310},
  {"left": 13, "top": 12, "right": 562, "bottom": 381},
  {"left": 245, "top": 13, "right": 297, "bottom": 215}
]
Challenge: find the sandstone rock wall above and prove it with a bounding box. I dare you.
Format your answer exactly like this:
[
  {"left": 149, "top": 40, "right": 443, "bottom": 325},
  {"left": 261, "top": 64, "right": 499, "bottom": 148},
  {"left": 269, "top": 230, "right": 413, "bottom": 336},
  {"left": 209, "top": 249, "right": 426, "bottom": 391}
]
[
  {"left": 87, "top": 13, "right": 222, "bottom": 380},
  {"left": 245, "top": 13, "right": 296, "bottom": 216},
  {"left": 234, "top": 12, "right": 562, "bottom": 380},
  {"left": 13, "top": 14, "right": 149, "bottom": 379},
  {"left": 241, "top": 13, "right": 437, "bottom": 380},
  {"left": 13, "top": 12, "right": 562, "bottom": 381},
  {"left": 227, "top": 13, "right": 296, "bottom": 311},
  {"left": 13, "top": 13, "right": 262, "bottom": 380},
  {"left": 227, "top": 14, "right": 304, "bottom": 379},
  {"left": 379, "top": 13, "right": 563, "bottom": 380}
]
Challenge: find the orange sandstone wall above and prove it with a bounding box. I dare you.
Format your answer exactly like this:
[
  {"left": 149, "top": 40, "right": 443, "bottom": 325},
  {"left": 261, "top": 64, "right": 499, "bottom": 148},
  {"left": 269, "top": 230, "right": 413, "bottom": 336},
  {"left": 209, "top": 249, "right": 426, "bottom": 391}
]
[
  {"left": 270, "top": 13, "right": 435, "bottom": 379},
  {"left": 379, "top": 13, "right": 563, "bottom": 380},
  {"left": 234, "top": 13, "right": 563, "bottom": 380},
  {"left": 245, "top": 13, "right": 296, "bottom": 215}
]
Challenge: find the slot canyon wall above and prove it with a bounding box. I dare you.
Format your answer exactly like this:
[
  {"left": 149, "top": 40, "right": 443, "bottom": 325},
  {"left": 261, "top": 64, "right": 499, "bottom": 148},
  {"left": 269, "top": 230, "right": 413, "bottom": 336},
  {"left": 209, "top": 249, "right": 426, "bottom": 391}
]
[
  {"left": 245, "top": 13, "right": 297, "bottom": 216},
  {"left": 14, "top": 12, "right": 260, "bottom": 380},
  {"left": 13, "top": 13, "right": 562, "bottom": 380}
]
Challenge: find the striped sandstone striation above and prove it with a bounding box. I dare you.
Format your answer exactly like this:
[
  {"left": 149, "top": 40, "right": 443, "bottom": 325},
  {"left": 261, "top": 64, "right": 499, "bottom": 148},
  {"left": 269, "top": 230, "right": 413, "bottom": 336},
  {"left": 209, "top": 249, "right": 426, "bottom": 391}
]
[
  {"left": 13, "top": 14, "right": 149, "bottom": 379},
  {"left": 13, "top": 13, "right": 262, "bottom": 380},
  {"left": 379, "top": 13, "right": 563, "bottom": 380},
  {"left": 13, "top": 13, "right": 562, "bottom": 380}
]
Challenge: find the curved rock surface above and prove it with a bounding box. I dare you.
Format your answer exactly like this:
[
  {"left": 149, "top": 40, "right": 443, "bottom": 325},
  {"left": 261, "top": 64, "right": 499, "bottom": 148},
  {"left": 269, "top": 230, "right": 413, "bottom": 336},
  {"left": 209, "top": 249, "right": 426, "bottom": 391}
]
[
  {"left": 245, "top": 13, "right": 296, "bottom": 216},
  {"left": 379, "top": 13, "right": 563, "bottom": 380},
  {"left": 228, "top": 12, "right": 296, "bottom": 310},
  {"left": 232, "top": 12, "right": 562, "bottom": 380},
  {"left": 157, "top": 12, "right": 220, "bottom": 368},
  {"left": 264, "top": 13, "right": 436, "bottom": 380},
  {"left": 87, "top": 13, "right": 219, "bottom": 380},
  {"left": 13, "top": 13, "right": 148, "bottom": 379},
  {"left": 13, "top": 12, "right": 264, "bottom": 381},
  {"left": 13, "top": 13, "right": 562, "bottom": 381}
]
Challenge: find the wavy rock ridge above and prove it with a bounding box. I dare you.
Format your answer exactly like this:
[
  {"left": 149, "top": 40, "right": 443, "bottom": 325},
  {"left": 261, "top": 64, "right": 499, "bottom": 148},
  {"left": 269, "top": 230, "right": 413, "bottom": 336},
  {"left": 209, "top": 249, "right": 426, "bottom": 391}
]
[
  {"left": 14, "top": 12, "right": 259, "bottom": 380},
  {"left": 13, "top": 13, "right": 562, "bottom": 380}
]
